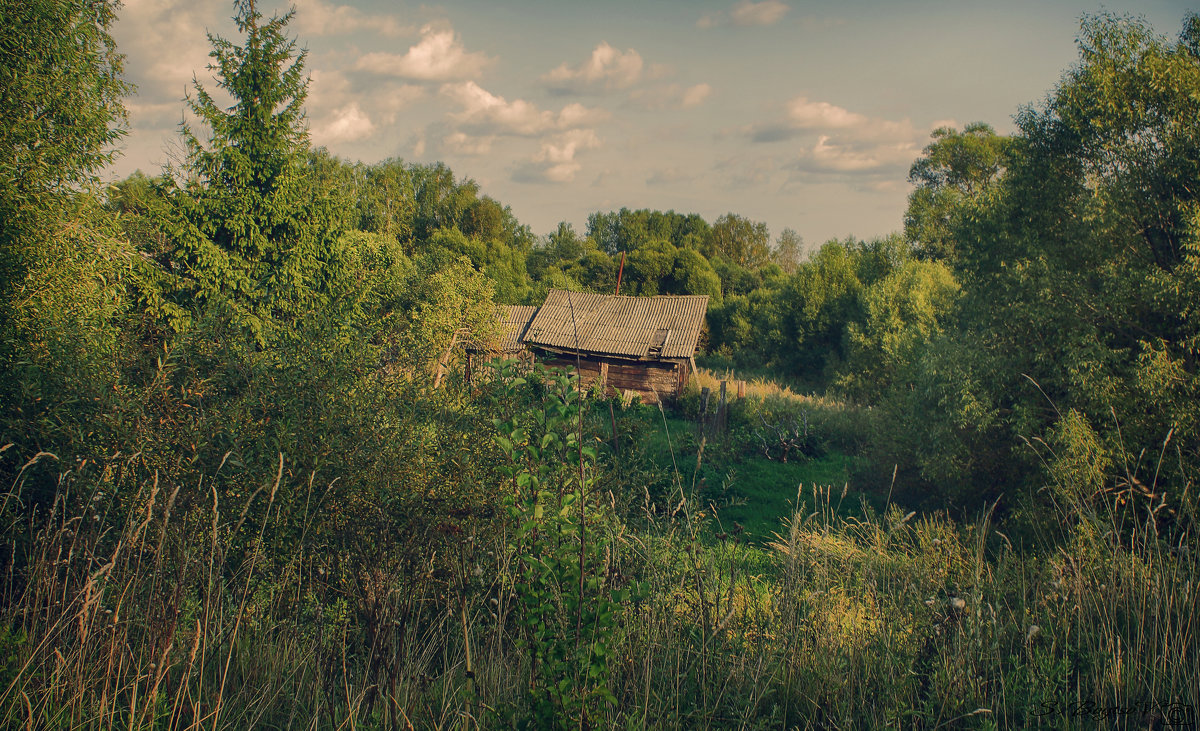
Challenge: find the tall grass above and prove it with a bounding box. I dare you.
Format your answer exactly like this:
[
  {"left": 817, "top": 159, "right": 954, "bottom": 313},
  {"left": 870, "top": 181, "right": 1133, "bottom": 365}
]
[{"left": 1, "top": 435, "right": 1196, "bottom": 729}]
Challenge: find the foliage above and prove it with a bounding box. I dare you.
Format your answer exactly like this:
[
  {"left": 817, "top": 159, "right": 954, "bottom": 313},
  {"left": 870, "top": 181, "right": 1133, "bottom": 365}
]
[
  {"left": 838, "top": 259, "right": 960, "bottom": 402},
  {"left": 876, "top": 12, "right": 1200, "bottom": 506},
  {"left": 489, "top": 361, "right": 631, "bottom": 727},
  {"left": 162, "top": 0, "right": 345, "bottom": 344},
  {"left": 705, "top": 213, "right": 772, "bottom": 270},
  {"left": 0, "top": 0, "right": 131, "bottom": 476},
  {"left": 0, "top": 0, "right": 128, "bottom": 199},
  {"left": 905, "top": 123, "right": 1013, "bottom": 264}
]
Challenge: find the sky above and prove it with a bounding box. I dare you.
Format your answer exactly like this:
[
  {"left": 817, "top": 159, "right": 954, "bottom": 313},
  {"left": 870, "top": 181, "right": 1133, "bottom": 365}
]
[{"left": 108, "top": 0, "right": 1194, "bottom": 249}]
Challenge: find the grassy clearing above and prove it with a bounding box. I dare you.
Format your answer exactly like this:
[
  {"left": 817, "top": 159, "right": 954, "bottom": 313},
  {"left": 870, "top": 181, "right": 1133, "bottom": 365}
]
[
  {"left": 2, "top": 445, "right": 1195, "bottom": 729},
  {"left": 1, "top": 373, "right": 1195, "bottom": 729}
]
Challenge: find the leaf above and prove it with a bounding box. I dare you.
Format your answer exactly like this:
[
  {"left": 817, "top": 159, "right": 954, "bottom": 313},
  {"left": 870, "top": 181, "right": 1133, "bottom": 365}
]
[{"left": 495, "top": 436, "right": 513, "bottom": 456}]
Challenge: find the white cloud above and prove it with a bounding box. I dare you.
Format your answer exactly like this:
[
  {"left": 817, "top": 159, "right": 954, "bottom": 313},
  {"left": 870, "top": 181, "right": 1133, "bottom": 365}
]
[
  {"left": 681, "top": 83, "right": 713, "bottom": 108},
  {"left": 745, "top": 95, "right": 932, "bottom": 178},
  {"left": 514, "top": 129, "right": 602, "bottom": 183},
  {"left": 311, "top": 103, "right": 375, "bottom": 144},
  {"left": 355, "top": 24, "right": 493, "bottom": 81},
  {"left": 543, "top": 42, "right": 644, "bottom": 92},
  {"left": 441, "top": 81, "right": 607, "bottom": 136},
  {"left": 377, "top": 85, "right": 429, "bottom": 124},
  {"left": 785, "top": 97, "right": 867, "bottom": 129},
  {"left": 443, "top": 132, "right": 496, "bottom": 155},
  {"left": 731, "top": 0, "right": 790, "bottom": 26},
  {"left": 699, "top": 0, "right": 790, "bottom": 28},
  {"left": 305, "top": 70, "right": 423, "bottom": 143},
  {"left": 290, "top": 0, "right": 409, "bottom": 37},
  {"left": 116, "top": 0, "right": 226, "bottom": 97},
  {"left": 628, "top": 82, "right": 713, "bottom": 111}
]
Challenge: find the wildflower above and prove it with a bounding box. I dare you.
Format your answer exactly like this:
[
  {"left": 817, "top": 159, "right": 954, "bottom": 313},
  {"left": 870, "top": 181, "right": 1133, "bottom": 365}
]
[{"left": 949, "top": 597, "right": 966, "bottom": 611}]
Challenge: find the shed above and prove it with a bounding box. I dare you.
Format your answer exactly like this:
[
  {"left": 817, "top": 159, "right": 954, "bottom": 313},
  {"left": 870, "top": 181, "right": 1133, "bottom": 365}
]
[{"left": 521, "top": 289, "right": 709, "bottom": 404}]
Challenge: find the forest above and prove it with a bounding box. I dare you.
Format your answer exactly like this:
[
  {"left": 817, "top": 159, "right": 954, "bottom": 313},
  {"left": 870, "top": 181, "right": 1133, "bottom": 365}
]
[{"left": 1, "top": 0, "right": 1198, "bottom": 728}]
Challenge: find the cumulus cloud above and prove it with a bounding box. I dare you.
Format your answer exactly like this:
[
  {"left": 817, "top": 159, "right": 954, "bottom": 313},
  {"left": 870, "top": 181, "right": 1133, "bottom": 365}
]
[
  {"left": 355, "top": 24, "right": 493, "bottom": 81},
  {"left": 441, "top": 81, "right": 607, "bottom": 136},
  {"left": 745, "top": 95, "right": 931, "bottom": 178},
  {"left": 542, "top": 42, "right": 644, "bottom": 93},
  {"left": 305, "top": 69, "right": 423, "bottom": 144},
  {"left": 311, "top": 103, "right": 375, "bottom": 144},
  {"left": 628, "top": 82, "right": 713, "bottom": 111},
  {"left": 699, "top": 0, "right": 790, "bottom": 28},
  {"left": 681, "top": 83, "right": 713, "bottom": 108},
  {"left": 513, "top": 129, "right": 602, "bottom": 184},
  {"left": 291, "top": 0, "right": 409, "bottom": 37},
  {"left": 116, "top": 0, "right": 227, "bottom": 99},
  {"left": 443, "top": 132, "right": 495, "bottom": 156}
]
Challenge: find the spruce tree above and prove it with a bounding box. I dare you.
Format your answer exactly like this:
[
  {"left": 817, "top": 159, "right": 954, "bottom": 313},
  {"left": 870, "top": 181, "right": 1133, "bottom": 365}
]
[{"left": 167, "top": 0, "right": 343, "bottom": 343}]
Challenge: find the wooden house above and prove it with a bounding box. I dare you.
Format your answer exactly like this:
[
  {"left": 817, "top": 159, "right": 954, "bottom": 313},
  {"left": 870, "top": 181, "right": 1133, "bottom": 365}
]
[
  {"left": 519, "top": 289, "right": 709, "bottom": 404},
  {"left": 463, "top": 305, "right": 538, "bottom": 384}
]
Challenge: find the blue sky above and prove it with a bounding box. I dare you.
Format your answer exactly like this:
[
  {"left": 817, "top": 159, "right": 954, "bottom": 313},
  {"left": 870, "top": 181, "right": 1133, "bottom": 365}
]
[{"left": 109, "top": 0, "right": 1193, "bottom": 249}]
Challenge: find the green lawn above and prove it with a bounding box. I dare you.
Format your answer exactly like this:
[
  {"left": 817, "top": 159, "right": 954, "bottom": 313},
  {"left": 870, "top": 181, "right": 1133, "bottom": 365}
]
[
  {"left": 700, "top": 452, "right": 856, "bottom": 544},
  {"left": 616, "top": 407, "right": 868, "bottom": 545}
]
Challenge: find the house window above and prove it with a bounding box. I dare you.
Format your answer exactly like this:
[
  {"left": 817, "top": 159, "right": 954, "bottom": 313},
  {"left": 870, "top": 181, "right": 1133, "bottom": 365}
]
[{"left": 649, "top": 328, "right": 671, "bottom": 357}]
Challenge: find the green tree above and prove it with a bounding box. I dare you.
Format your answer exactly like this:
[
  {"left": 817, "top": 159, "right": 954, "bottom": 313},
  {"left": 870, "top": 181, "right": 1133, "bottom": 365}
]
[
  {"left": 357, "top": 158, "right": 415, "bottom": 244},
  {"left": 669, "top": 247, "right": 722, "bottom": 303},
  {"left": 0, "top": 0, "right": 131, "bottom": 454},
  {"left": 773, "top": 227, "right": 804, "bottom": 273},
  {"left": 838, "top": 259, "right": 960, "bottom": 402},
  {"left": 706, "top": 213, "right": 771, "bottom": 270},
  {"left": 627, "top": 239, "right": 677, "bottom": 295},
  {"left": 905, "top": 123, "right": 1012, "bottom": 264},
  {"left": 165, "top": 0, "right": 342, "bottom": 343},
  {"left": 882, "top": 13, "right": 1200, "bottom": 505}
]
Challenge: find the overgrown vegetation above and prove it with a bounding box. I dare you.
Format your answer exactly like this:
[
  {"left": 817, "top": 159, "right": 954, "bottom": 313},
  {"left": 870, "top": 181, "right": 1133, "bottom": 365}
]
[{"left": 2, "top": 1, "right": 1198, "bottom": 727}]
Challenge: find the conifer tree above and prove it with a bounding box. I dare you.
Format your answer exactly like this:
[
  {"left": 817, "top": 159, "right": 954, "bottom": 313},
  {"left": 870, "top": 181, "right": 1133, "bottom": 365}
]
[{"left": 167, "top": 0, "right": 343, "bottom": 343}]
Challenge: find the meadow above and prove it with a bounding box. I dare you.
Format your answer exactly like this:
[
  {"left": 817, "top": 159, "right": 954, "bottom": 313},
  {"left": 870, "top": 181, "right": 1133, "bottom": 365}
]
[{"left": 4, "top": 2, "right": 1200, "bottom": 728}]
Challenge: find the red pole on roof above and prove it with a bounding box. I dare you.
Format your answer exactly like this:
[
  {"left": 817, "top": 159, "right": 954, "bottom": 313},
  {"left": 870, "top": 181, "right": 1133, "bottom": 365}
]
[{"left": 615, "top": 250, "right": 626, "bottom": 295}]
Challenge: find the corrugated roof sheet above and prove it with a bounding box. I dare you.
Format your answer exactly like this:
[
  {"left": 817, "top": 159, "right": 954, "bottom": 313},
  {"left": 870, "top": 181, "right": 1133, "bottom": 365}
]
[
  {"left": 500, "top": 306, "right": 539, "bottom": 352},
  {"left": 523, "top": 289, "right": 708, "bottom": 360},
  {"left": 466, "top": 305, "right": 538, "bottom": 353}
]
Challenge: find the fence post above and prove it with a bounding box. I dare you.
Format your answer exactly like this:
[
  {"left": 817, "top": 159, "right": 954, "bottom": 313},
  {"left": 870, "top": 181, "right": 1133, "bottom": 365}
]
[
  {"left": 699, "top": 387, "right": 711, "bottom": 439},
  {"left": 719, "top": 380, "right": 728, "bottom": 436}
]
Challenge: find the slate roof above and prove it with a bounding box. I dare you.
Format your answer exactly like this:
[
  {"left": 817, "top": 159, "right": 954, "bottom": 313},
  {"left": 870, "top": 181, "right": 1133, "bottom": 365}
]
[{"left": 522, "top": 289, "right": 708, "bottom": 360}]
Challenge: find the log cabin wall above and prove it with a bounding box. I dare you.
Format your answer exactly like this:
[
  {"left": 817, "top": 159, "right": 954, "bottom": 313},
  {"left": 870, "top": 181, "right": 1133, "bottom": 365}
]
[{"left": 543, "top": 355, "right": 688, "bottom": 404}]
